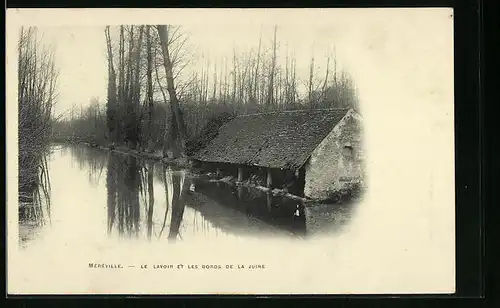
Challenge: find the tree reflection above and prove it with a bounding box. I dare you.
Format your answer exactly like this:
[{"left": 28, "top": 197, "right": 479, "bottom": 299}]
[
  {"left": 158, "top": 165, "right": 170, "bottom": 239},
  {"left": 193, "top": 182, "right": 308, "bottom": 236},
  {"left": 106, "top": 153, "right": 118, "bottom": 235},
  {"left": 70, "top": 145, "right": 107, "bottom": 186},
  {"left": 167, "top": 169, "right": 189, "bottom": 242},
  {"left": 146, "top": 162, "right": 155, "bottom": 240},
  {"left": 102, "top": 153, "right": 353, "bottom": 241},
  {"left": 18, "top": 153, "right": 52, "bottom": 246},
  {"left": 106, "top": 153, "right": 142, "bottom": 238},
  {"left": 105, "top": 153, "right": 190, "bottom": 242},
  {"left": 156, "top": 166, "right": 190, "bottom": 242}
]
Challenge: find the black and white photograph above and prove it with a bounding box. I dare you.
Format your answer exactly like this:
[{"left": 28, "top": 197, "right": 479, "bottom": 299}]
[{"left": 7, "top": 8, "right": 455, "bottom": 294}]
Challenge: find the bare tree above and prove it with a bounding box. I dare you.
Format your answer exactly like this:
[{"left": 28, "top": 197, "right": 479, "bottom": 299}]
[
  {"left": 18, "top": 26, "right": 59, "bottom": 194},
  {"left": 145, "top": 26, "right": 155, "bottom": 152},
  {"left": 212, "top": 61, "right": 217, "bottom": 102},
  {"left": 321, "top": 55, "right": 330, "bottom": 104},
  {"left": 308, "top": 55, "right": 315, "bottom": 106},
  {"left": 266, "top": 25, "right": 278, "bottom": 107},
  {"left": 105, "top": 26, "right": 118, "bottom": 143},
  {"left": 232, "top": 48, "right": 237, "bottom": 103},
  {"left": 157, "top": 25, "right": 188, "bottom": 158},
  {"left": 290, "top": 56, "right": 297, "bottom": 106},
  {"left": 218, "top": 57, "right": 224, "bottom": 102},
  {"left": 57, "top": 24, "right": 360, "bottom": 152},
  {"left": 253, "top": 30, "right": 262, "bottom": 104}
]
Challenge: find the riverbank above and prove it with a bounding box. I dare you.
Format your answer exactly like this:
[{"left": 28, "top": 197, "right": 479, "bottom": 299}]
[
  {"left": 53, "top": 140, "right": 319, "bottom": 204},
  {"left": 56, "top": 140, "right": 368, "bottom": 206},
  {"left": 55, "top": 140, "right": 193, "bottom": 168}
]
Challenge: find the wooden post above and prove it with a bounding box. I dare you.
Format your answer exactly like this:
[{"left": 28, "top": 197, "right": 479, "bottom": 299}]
[
  {"left": 267, "top": 168, "right": 272, "bottom": 188},
  {"left": 215, "top": 166, "right": 221, "bottom": 187},
  {"left": 237, "top": 186, "right": 243, "bottom": 199},
  {"left": 266, "top": 192, "right": 272, "bottom": 212},
  {"left": 238, "top": 167, "right": 243, "bottom": 182}
]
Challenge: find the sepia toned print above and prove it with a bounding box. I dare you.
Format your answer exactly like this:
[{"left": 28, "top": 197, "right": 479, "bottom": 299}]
[{"left": 7, "top": 9, "right": 455, "bottom": 295}]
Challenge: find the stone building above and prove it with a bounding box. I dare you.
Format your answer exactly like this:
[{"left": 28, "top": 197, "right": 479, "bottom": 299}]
[{"left": 191, "top": 108, "right": 364, "bottom": 201}]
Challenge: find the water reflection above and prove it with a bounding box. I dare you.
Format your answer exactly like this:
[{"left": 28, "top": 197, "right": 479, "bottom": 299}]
[
  {"left": 146, "top": 162, "right": 155, "bottom": 240},
  {"left": 69, "top": 145, "right": 108, "bottom": 187},
  {"left": 20, "top": 145, "right": 359, "bottom": 248},
  {"left": 192, "top": 181, "right": 308, "bottom": 236},
  {"left": 106, "top": 153, "right": 141, "bottom": 238},
  {"left": 18, "top": 152, "right": 52, "bottom": 246},
  {"left": 104, "top": 150, "right": 192, "bottom": 242},
  {"left": 165, "top": 168, "right": 189, "bottom": 242}
]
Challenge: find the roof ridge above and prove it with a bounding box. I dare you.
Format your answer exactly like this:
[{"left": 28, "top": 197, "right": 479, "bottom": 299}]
[{"left": 237, "top": 108, "right": 350, "bottom": 117}]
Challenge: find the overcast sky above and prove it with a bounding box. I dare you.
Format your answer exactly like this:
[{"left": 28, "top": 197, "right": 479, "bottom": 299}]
[{"left": 9, "top": 8, "right": 453, "bottom": 117}]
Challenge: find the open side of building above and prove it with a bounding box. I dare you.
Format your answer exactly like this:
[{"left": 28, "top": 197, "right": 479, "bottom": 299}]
[{"left": 191, "top": 108, "right": 364, "bottom": 201}]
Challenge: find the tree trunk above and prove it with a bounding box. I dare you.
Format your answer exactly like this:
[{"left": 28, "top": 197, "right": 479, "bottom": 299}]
[
  {"left": 266, "top": 25, "right": 277, "bottom": 108},
  {"left": 218, "top": 58, "right": 223, "bottom": 102},
  {"left": 116, "top": 26, "right": 125, "bottom": 142},
  {"left": 133, "top": 26, "right": 144, "bottom": 149},
  {"left": 212, "top": 62, "right": 217, "bottom": 101},
  {"left": 291, "top": 58, "right": 297, "bottom": 105},
  {"left": 308, "top": 55, "right": 314, "bottom": 106},
  {"left": 322, "top": 56, "right": 330, "bottom": 105},
  {"left": 254, "top": 30, "right": 262, "bottom": 104},
  {"left": 156, "top": 25, "right": 187, "bottom": 158},
  {"left": 105, "top": 26, "right": 118, "bottom": 143},
  {"left": 232, "top": 49, "right": 237, "bottom": 103},
  {"left": 146, "top": 26, "right": 154, "bottom": 152}
]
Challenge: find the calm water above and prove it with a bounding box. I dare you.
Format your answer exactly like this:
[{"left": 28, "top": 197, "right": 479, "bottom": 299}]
[
  {"left": 12, "top": 144, "right": 455, "bottom": 295},
  {"left": 19, "top": 144, "right": 359, "bottom": 248}
]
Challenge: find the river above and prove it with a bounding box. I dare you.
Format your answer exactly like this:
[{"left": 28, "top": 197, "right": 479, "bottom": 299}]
[
  {"left": 11, "top": 144, "right": 454, "bottom": 294},
  {"left": 18, "top": 144, "right": 359, "bottom": 249}
]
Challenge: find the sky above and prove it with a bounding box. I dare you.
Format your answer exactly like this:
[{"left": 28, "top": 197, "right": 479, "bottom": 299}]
[
  {"left": 9, "top": 8, "right": 453, "bottom": 119},
  {"left": 38, "top": 23, "right": 352, "bottom": 117}
]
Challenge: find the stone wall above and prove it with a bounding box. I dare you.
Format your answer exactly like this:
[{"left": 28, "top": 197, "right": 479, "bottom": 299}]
[{"left": 304, "top": 109, "right": 364, "bottom": 200}]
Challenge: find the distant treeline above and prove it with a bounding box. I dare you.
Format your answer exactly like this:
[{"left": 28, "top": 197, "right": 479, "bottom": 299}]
[{"left": 53, "top": 25, "right": 359, "bottom": 157}]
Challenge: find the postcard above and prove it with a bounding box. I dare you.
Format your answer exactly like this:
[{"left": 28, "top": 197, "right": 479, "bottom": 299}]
[{"left": 6, "top": 8, "right": 455, "bottom": 295}]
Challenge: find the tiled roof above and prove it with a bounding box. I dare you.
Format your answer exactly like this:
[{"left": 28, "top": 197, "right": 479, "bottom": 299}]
[{"left": 191, "top": 108, "right": 350, "bottom": 169}]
